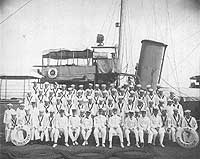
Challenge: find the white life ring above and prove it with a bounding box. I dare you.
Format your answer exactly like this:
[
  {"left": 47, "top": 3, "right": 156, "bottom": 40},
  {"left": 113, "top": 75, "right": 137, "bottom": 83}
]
[
  {"left": 48, "top": 68, "right": 58, "bottom": 79},
  {"left": 11, "top": 125, "right": 31, "bottom": 146},
  {"left": 176, "top": 127, "right": 199, "bottom": 148}
]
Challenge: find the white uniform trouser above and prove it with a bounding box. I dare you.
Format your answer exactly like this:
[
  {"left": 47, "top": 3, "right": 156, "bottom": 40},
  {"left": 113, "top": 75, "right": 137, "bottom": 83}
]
[
  {"left": 31, "top": 128, "right": 40, "bottom": 140},
  {"left": 171, "top": 127, "right": 181, "bottom": 142},
  {"left": 69, "top": 127, "right": 80, "bottom": 142},
  {"left": 54, "top": 128, "right": 69, "bottom": 143},
  {"left": 151, "top": 127, "right": 165, "bottom": 144},
  {"left": 125, "top": 128, "right": 139, "bottom": 144},
  {"left": 94, "top": 127, "right": 106, "bottom": 144},
  {"left": 5, "top": 125, "right": 11, "bottom": 142},
  {"left": 138, "top": 128, "right": 153, "bottom": 143},
  {"left": 109, "top": 127, "right": 124, "bottom": 143},
  {"left": 44, "top": 128, "right": 56, "bottom": 142},
  {"left": 81, "top": 128, "right": 92, "bottom": 141}
]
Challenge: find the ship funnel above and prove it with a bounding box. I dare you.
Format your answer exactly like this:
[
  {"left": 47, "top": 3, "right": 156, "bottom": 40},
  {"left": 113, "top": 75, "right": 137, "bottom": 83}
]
[{"left": 136, "top": 40, "right": 167, "bottom": 89}]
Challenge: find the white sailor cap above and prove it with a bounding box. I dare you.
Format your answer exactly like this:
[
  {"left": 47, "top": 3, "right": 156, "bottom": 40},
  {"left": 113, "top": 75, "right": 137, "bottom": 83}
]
[
  {"left": 146, "top": 84, "right": 151, "bottom": 88},
  {"left": 71, "top": 84, "right": 75, "bottom": 87},
  {"left": 184, "top": 110, "right": 191, "bottom": 113},
  {"left": 153, "top": 107, "right": 159, "bottom": 110},
  {"left": 129, "top": 90, "right": 135, "bottom": 94},
  {"left": 136, "top": 84, "right": 142, "bottom": 88},
  {"left": 168, "top": 98, "right": 173, "bottom": 102},
  {"left": 110, "top": 83, "right": 115, "bottom": 87},
  {"left": 173, "top": 96, "right": 179, "bottom": 101},
  {"left": 7, "top": 103, "right": 13, "bottom": 107},
  {"left": 87, "top": 96, "right": 93, "bottom": 100},
  {"left": 44, "top": 82, "right": 49, "bottom": 85},
  {"left": 77, "top": 90, "right": 83, "bottom": 94},
  {"left": 94, "top": 90, "right": 99, "bottom": 94},
  {"left": 108, "top": 97, "right": 113, "bottom": 101},
  {"left": 161, "top": 107, "right": 167, "bottom": 112},
  {"left": 49, "top": 107, "right": 56, "bottom": 113},
  {"left": 137, "top": 99, "right": 143, "bottom": 104},
  {"left": 149, "top": 88, "right": 154, "bottom": 92},
  {"left": 39, "top": 108, "right": 45, "bottom": 112},
  {"left": 20, "top": 103, "right": 25, "bottom": 107},
  {"left": 149, "top": 100, "right": 154, "bottom": 104},
  {"left": 128, "top": 97, "right": 133, "bottom": 101},
  {"left": 118, "top": 96, "right": 123, "bottom": 99},
  {"left": 25, "top": 106, "right": 31, "bottom": 111},
  {"left": 95, "top": 84, "right": 99, "bottom": 87},
  {"left": 139, "top": 89, "right": 145, "bottom": 93},
  {"left": 68, "top": 87, "right": 72, "bottom": 91},
  {"left": 101, "top": 84, "right": 106, "bottom": 87},
  {"left": 89, "top": 83, "right": 93, "bottom": 86},
  {"left": 173, "top": 107, "right": 178, "bottom": 111},
  {"left": 141, "top": 108, "right": 147, "bottom": 112},
  {"left": 79, "top": 85, "right": 84, "bottom": 88},
  {"left": 129, "top": 85, "right": 134, "bottom": 88},
  {"left": 80, "top": 108, "right": 85, "bottom": 112},
  {"left": 99, "top": 97, "right": 104, "bottom": 101},
  {"left": 102, "top": 90, "right": 108, "bottom": 94},
  {"left": 129, "top": 110, "right": 134, "bottom": 114},
  {"left": 159, "top": 99, "right": 165, "bottom": 103}
]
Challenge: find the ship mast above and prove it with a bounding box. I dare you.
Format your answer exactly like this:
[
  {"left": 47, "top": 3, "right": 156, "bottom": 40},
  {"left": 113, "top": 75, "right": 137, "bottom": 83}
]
[{"left": 118, "top": 0, "right": 125, "bottom": 71}]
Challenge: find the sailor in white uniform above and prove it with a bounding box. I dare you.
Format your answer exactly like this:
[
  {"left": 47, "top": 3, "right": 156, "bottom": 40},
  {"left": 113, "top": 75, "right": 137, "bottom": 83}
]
[
  {"left": 93, "top": 108, "right": 107, "bottom": 147},
  {"left": 108, "top": 108, "right": 124, "bottom": 148},
  {"left": 16, "top": 103, "right": 26, "bottom": 126},
  {"left": 173, "top": 96, "right": 183, "bottom": 117},
  {"left": 53, "top": 108, "right": 69, "bottom": 147},
  {"left": 124, "top": 110, "right": 140, "bottom": 147},
  {"left": 170, "top": 108, "right": 183, "bottom": 143},
  {"left": 24, "top": 92, "right": 33, "bottom": 107},
  {"left": 3, "top": 103, "right": 14, "bottom": 143},
  {"left": 43, "top": 82, "right": 50, "bottom": 98},
  {"left": 138, "top": 109, "right": 153, "bottom": 148},
  {"left": 150, "top": 107, "right": 165, "bottom": 147},
  {"left": 44, "top": 107, "right": 56, "bottom": 144},
  {"left": 182, "top": 110, "right": 198, "bottom": 130},
  {"left": 81, "top": 110, "right": 93, "bottom": 146},
  {"left": 69, "top": 109, "right": 81, "bottom": 145}
]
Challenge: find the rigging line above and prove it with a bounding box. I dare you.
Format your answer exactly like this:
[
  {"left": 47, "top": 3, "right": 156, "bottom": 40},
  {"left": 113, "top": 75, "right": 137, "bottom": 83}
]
[
  {"left": 177, "top": 41, "right": 200, "bottom": 65},
  {"left": 161, "top": 78, "right": 199, "bottom": 101},
  {"left": 179, "top": 29, "right": 200, "bottom": 43},
  {"left": 99, "top": 0, "right": 115, "bottom": 33},
  {"left": 0, "top": 0, "right": 33, "bottom": 25},
  {"left": 167, "top": 40, "right": 200, "bottom": 76},
  {"left": 104, "top": 0, "right": 118, "bottom": 44},
  {"left": 165, "top": 0, "right": 180, "bottom": 90}
]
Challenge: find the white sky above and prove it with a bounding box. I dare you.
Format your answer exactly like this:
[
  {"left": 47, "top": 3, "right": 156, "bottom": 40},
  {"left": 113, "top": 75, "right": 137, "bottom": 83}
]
[{"left": 0, "top": 0, "right": 200, "bottom": 87}]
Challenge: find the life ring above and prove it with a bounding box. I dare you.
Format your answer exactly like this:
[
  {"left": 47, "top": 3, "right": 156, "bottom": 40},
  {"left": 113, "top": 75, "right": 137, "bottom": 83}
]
[
  {"left": 176, "top": 127, "right": 199, "bottom": 148},
  {"left": 48, "top": 68, "right": 58, "bottom": 79},
  {"left": 11, "top": 125, "right": 31, "bottom": 146}
]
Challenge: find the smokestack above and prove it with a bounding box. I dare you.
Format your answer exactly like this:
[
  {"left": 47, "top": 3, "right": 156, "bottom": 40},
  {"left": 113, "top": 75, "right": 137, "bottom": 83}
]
[{"left": 136, "top": 40, "right": 167, "bottom": 89}]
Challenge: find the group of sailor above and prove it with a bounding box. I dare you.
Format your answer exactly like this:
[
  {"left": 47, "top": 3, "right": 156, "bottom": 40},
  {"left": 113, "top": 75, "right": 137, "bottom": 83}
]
[{"left": 3, "top": 82, "right": 198, "bottom": 148}]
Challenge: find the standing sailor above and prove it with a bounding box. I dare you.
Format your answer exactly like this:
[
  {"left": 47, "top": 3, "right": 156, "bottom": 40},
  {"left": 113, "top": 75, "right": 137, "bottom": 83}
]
[
  {"left": 173, "top": 96, "right": 183, "bottom": 117},
  {"left": 3, "top": 103, "right": 14, "bottom": 143}
]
